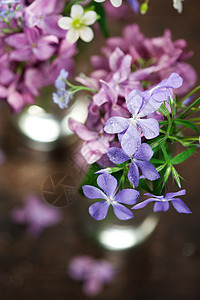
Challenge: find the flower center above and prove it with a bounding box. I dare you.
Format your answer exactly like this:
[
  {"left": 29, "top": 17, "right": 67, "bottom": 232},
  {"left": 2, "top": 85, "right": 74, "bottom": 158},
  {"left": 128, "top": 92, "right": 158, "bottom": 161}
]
[
  {"left": 129, "top": 115, "right": 139, "bottom": 125},
  {"left": 105, "top": 195, "right": 115, "bottom": 205},
  {"left": 32, "top": 43, "right": 37, "bottom": 48},
  {"left": 72, "top": 18, "right": 82, "bottom": 29}
]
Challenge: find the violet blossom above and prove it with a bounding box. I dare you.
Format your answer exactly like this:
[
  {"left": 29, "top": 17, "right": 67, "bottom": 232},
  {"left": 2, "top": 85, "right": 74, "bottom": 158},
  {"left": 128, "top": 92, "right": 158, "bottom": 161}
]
[
  {"left": 24, "top": 0, "right": 65, "bottom": 37},
  {"left": 104, "top": 73, "right": 183, "bottom": 156},
  {"left": 5, "top": 27, "right": 58, "bottom": 61},
  {"left": 82, "top": 173, "right": 140, "bottom": 220},
  {"left": 132, "top": 189, "right": 192, "bottom": 214},
  {"left": 69, "top": 118, "right": 114, "bottom": 164},
  {"left": 89, "top": 24, "right": 197, "bottom": 95},
  {"left": 68, "top": 255, "right": 115, "bottom": 296},
  {"left": 10, "top": 194, "right": 63, "bottom": 236},
  {"left": 107, "top": 143, "right": 160, "bottom": 187}
]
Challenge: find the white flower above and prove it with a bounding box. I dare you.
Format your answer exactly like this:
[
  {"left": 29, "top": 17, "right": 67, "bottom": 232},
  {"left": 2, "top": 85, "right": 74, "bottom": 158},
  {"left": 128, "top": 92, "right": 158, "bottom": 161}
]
[
  {"left": 173, "top": 0, "right": 184, "bottom": 13},
  {"left": 94, "top": 0, "right": 122, "bottom": 8},
  {"left": 58, "top": 5, "right": 97, "bottom": 43}
]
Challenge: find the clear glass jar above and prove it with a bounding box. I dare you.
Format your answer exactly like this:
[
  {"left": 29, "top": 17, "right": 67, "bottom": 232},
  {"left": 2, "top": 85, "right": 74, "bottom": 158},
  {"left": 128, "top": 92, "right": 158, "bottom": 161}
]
[
  {"left": 12, "top": 89, "right": 90, "bottom": 151},
  {"left": 79, "top": 194, "right": 159, "bottom": 251}
]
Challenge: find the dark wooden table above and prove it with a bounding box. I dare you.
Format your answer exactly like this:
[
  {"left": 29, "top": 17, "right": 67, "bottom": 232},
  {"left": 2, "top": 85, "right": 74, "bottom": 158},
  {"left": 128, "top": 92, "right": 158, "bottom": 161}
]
[{"left": 0, "top": 1, "right": 200, "bottom": 299}]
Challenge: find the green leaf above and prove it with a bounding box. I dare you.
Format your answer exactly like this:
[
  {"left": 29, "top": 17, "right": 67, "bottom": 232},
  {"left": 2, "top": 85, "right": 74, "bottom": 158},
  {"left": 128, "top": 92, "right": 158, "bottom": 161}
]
[
  {"left": 159, "top": 120, "right": 168, "bottom": 126},
  {"left": 161, "top": 144, "right": 170, "bottom": 164},
  {"left": 179, "top": 97, "right": 200, "bottom": 119},
  {"left": 157, "top": 103, "right": 170, "bottom": 118},
  {"left": 171, "top": 166, "right": 181, "bottom": 188},
  {"left": 148, "top": 136, "right": 167, "bottom": 150},
  {"left": 93, "top": 2, "right": 109, "bottom": 38},
  {"left": 174, "top": 119, "right": 199, "bottom": 134},
  {"left": 169, "top": 96, "right": 176, "bottom": 119},
  {"left": 171, "top": 146, "right": 196, "bottom": 165},
  {"left": 162, "top": 165, "right": 172, "bottom": 188},
  {"left": 156, "top": 163, "right": 167, "bottom": 172},
  {"left": 150, "top": 158, "right": 165, "bottom": 164}
]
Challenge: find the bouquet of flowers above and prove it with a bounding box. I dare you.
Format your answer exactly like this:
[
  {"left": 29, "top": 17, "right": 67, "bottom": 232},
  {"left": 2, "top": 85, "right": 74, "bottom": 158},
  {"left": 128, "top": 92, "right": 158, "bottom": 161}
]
[{"left": 0, "top": 0, "right": 199, "bottom": 224}]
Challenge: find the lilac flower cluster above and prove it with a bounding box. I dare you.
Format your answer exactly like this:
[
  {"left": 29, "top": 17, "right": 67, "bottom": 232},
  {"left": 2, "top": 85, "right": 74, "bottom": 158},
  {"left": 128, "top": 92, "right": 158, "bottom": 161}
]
[
  {"left": 0, "top": 0, "right": 76, "bottom": 112},
  {"left": 71, "top": 25, "right": 197, "bottom": 166},
  {"left": 10, "top": 194, "right": 63, "bottom": 236},
  {"left": 68, "top": 255, "right": 115, "bottom": 296}
]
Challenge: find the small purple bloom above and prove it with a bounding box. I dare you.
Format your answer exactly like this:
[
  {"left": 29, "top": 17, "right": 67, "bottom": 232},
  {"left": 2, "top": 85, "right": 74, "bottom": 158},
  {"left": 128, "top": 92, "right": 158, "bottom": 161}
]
[
  {"left": 10, "top": 195, "right": 63, "bottom": 236},
  {"left": 68, "top": 255, "right": 115, "bottom": 296},
  {"left": 104, "top": 73, "right": 183, "bottom": 156},
  {"left": 127, "top": 0, "right": 140, "bottom": 13},
  {"left": 55, "top": 69, "right": 68, "bottom": 90},
  {"left": 82, "top": 173, "right": 140, "bottom": 221},
  {"left": 52, "top": 87, "right": 69, "bottom": 109},
  {"left": 108, "top": 143, "right": 160, "bottom": 187},
  {"left": 132, "top": 189, "right": 192, "bottom": 214},
  {"left": 5, "top": 27, "right": 58, "bottom": 62}
]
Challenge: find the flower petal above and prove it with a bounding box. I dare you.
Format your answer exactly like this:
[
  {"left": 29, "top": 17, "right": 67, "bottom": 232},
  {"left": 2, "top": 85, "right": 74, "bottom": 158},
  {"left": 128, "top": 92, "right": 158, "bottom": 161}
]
[
  {"left": 80, "top": 26, "right": 94, "bottom": 42},
  {"left": 171, "top": 199, "right": 192, "bottom": 214},
  {"left": 134, "top": 143, "right": 153, "bottom": 161},
  {"left": 128, "top": 162, "right": 139, "bottom": 187},
  {"left": 66, "top": 28, "right": 80, "bottom": 43},
  {"left": 82, "top": 11, "right": 97, "bottom": 25},
  {"left": 121, "top": 124, "right": 141, "bottom": 156},
  {"left": 114, "top": 189, "right": 140, "bottom": 205},
  {"left": 138, "top": 97, "right": 162, "bottom": 117},
  {"left": 107, "top": 147, "right": 129, "bottom": 164},
  {"left": 97, "top": 173, "right": 117, "bottom": 197},
  {"left": 165, "top": 189, "right": 186, "bottom": 200},
  {"left": 153, "top": 201, "right": 169, "bottom": 212},
  {"left": 104, "top": 116, "right": 129, "bottom": 134},
  {"left": 137, "top": 118, "right": 159, "bottom": 139},
  {"left": 126, "top": 89, "right": 143, "bottom": 115},
  {"left": 157, "top": 73, "right": 183, "bottom": 89},
  {"left": 89, "top": 201, "right": 110, "bottom": 220},
  {"left": 68, "top": 118, "right": 98, "bottom": 141},
  {"left": 70, "top": 4, "right": 84, "bottom": 18},
  {"left": 132, "top": 198, "right": 155, "bottom": 209},
  {"left": 112, "top": 203, "right": 133, "bottom": 220},
  {"left": 136, "top": 160, "right": 160, "bottom": 181},
  {"left": 82, "top": 185, "right": 106, "bottom": 200},
  {"left": 58, "top": 17, "right": 72, "bottom": 30}
]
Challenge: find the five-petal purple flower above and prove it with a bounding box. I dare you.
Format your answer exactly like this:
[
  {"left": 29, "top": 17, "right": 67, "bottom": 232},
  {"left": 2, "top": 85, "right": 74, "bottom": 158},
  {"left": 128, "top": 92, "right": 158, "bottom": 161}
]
[
  {"left": 104, "top": 73, "right": 183, "bottom": 156},
  {"left": 82, "top": 173, "right": 140, "bottom": 220},
  {"left": 132, "top": 189, "right": 191, "bottom": 214},
  {"left": 107, "top": 143, "right": 160, "bottom": 187}
]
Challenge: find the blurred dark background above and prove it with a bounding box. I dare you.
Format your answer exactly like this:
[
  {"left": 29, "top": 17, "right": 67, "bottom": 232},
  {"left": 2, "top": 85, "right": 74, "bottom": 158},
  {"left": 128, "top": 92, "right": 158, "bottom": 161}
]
[{"left": 0, "top": 1, "right": 200, "bottom": 299}]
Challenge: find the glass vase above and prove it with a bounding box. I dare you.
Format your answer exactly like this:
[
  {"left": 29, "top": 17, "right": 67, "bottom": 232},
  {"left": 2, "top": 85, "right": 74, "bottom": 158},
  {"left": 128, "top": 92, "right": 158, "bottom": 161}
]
[
  {"left": 12, "top": 89, "right": 90, "bottom": 151},
  {"left": 79, "top": 194, "right": 159, "bottom": 251}
]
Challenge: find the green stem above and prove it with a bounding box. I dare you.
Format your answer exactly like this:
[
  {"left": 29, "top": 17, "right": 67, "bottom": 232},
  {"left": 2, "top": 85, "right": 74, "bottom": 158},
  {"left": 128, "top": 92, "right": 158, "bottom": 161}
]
[
  {"left": 178, "top": 97, "right": 200, "bottom": 119},
  {"left": 179, "top": 85, "right": 200, "bottom": 105}
]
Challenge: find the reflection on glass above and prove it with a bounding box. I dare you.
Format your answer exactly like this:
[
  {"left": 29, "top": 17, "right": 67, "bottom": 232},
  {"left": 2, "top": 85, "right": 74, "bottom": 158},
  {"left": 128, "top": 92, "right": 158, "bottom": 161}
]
[{"left": 98, "top": 215, "right": 159, "bottom": 251}]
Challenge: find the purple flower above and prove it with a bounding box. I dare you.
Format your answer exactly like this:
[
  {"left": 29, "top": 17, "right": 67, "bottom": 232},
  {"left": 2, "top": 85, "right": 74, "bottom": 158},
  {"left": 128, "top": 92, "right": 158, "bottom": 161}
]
[
  {"left": 127, "top": 0, "right": 140, "bottom": 13},
  {"left": 10, "top": 195, "right": 63, "bottom": 236},
  {"left": 55, "top": 68, "right": 68, "bottom": 90},
  {"left": 52, "top": 87, "right": 69, "bottom": 109},
  {"left": 82, "top": 173, "right": 140, "bottom": 220},
  {"left": 68, "top": 255, "right": 115, "bottom": 296},
  {"left": 104, "top": 73, "right": 182, "bottom": 156},
  {"left": 24, "top": 0, "right": 65, "bottom": 37},
  {"left": 132, "top": 189, "right": 192, "bottom": 214},
  {"left": 5, "top": 27, "right": 58, "bottom": 61},
  {"left": 108, "top": 143, "right": 160, "bottom": 187},
  {"left": 69, "top": 118, "right": 114, "bottom": 164}
]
